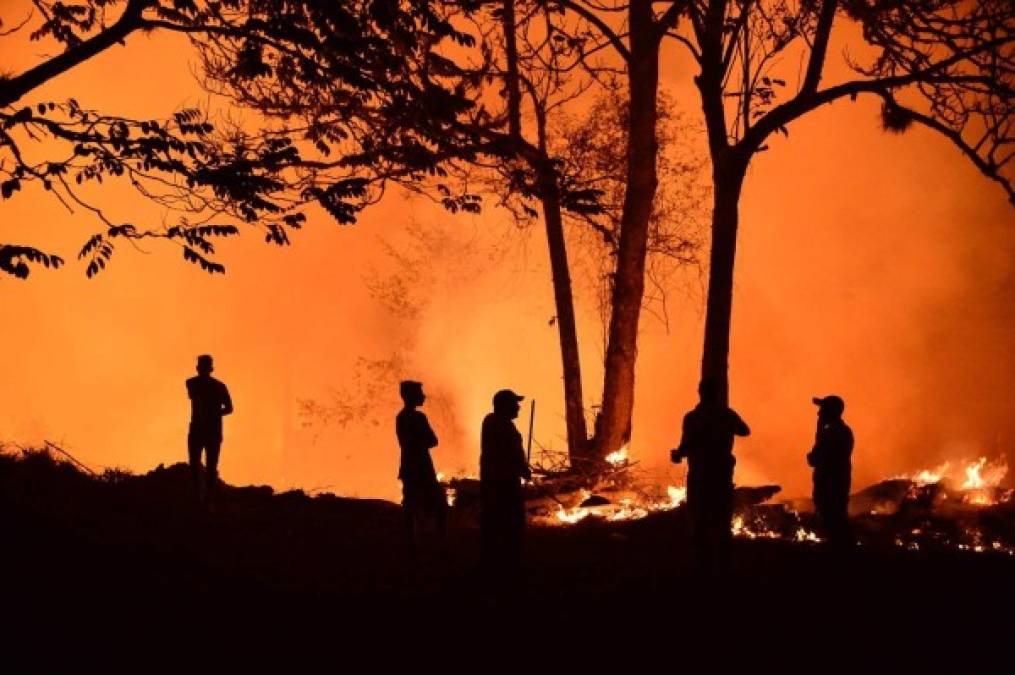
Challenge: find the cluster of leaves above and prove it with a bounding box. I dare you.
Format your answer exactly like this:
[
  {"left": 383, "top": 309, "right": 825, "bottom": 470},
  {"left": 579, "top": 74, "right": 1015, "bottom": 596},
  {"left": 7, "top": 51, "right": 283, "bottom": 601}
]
[
  {"left": 194, "top": 0, "right": 493, "bottom": 209},
  {"left": 0, "top": 245, "right": 64, "bottom": 279},
  {"left": 841, "top": 0, "right": 1014, "bottom": 196},
  {"left": 2, "top": 0, "right": 497, "bottom": 279},
  {"left": 0, "top": 95, "right": 309, "bottom": 278},
  {"left": 687, "top": 0, "right": 1013, "bottom": 199}
]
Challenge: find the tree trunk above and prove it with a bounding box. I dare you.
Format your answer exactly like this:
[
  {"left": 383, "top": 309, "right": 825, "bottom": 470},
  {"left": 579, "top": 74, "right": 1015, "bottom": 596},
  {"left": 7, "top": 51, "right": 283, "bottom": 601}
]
[
  {"left": 590, "top": 0, "right": 660, "bottom": 460},
  {"left": 536, "top": 162, "right": 590, "bottom": 462},
  {"left": 700, "top": 154, "right": 749, "bottom": 406}
]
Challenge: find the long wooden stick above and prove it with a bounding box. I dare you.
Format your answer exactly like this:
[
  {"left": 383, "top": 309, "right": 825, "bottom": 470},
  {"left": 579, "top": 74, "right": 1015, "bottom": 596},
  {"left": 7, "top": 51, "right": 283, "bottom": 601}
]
[
  {"left": 526, "top": 399, "right": 535, "bottom": 463},
  {"left": 44, "top": 439, "right": 96, "bottom": 475}
]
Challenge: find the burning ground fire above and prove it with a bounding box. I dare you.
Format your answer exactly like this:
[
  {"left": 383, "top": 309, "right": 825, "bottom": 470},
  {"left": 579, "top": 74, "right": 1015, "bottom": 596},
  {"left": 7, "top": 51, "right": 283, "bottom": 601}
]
[
  {"left": 899, "top": 457, "right": 1012, "bottom": 506},
  {"left": 553, "top": 485, "right": 687, "bottom": 524},
  {"left": 441, "top": 451, "right": 1015, "bottom": 556},
  {"left": 550, "top": 445, "right": 689, "bottom": 525},
  {"left": 874, "top": 456, "right": 1015, "bottom": 555},
  {"left": 540, "top": 445, "right": 821, "bottom": 540}
]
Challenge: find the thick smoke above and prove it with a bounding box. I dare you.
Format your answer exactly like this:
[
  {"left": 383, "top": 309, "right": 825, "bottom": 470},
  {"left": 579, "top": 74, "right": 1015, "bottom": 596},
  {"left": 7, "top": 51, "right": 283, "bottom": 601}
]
[{"left": 1, "top": 26, "right": 1011, "bottom": 502}]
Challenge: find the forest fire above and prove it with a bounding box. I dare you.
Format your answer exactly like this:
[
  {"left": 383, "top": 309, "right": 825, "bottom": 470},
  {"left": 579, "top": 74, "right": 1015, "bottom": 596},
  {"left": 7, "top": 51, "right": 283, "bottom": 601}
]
[
  {"left": 549, "top": 485, "right": 688, "bottom": 524},
  {"left": 485, "top": 454, "right": 1015, "bottom": 557},
  {"left": 895, "top": 457, "right": 1012, "bottom": 507},
  {"left": 429, "top": 449, "right": 1015, "bottom": 560},
  {"left": 605, "top": 446, "right": 630, "bottom": 467},
  {"left": 1, "top": 0, "right": 1013, "bottom": 651},
  {"left": 846, "top": 455, "right": 1015, "bottom": 555}
]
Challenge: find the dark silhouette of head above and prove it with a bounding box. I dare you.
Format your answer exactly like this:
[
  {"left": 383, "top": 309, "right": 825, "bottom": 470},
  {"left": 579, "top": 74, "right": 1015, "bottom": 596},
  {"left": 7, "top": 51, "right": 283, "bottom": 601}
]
[
  {"left": 400, "top": 380, "right": 425, "bottom": 407},
  {"left": 813, "top": 395, "right": 845, "bottom": 422},
  {"left": 196, "top": 354, "right": 214, "bottom": 376},
  {"left": 698, "top": 377, "right": 720, "bottom": 405},
  {"left": 492, "top": 389, "right": 523, "bottom": 420}
]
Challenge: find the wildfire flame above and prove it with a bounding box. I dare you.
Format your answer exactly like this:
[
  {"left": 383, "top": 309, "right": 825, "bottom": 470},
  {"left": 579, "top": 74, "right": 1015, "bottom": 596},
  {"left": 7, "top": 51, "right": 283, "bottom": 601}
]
[
  {"left": 556, "top": 489, "right": 593, "bottom": 524},
  {"left": 901, "top": 456, "right": 1009, "bottom": 506},
  {"left": 794, "top": 528, "right": 821, "bottom": 543},
  {"left": 911, "top": 463, "right": 950, "bottom": 486},
  {"left": 556, "top": 504, "right": 592, "bottom": 524},
  {"left": 436, "top": 472, "right": 457, "bottom": 507},
  {"left": 445, "top": 454, "right": 1014, "bottom": 556},
  {"left": 605, "top": 445, "right": 629, "bottom": 467},
  {"left": 731, "top": 514, "right": 807, "bottom": 541},
  {"left": 665, "top": 486, "right": 687, "bottom": 509},
  {"left": 553, "top": 485, "right": 686, "bottom": 524},
  {"left": 887, "top": 455, "right": 1015, "bottom": 555}
]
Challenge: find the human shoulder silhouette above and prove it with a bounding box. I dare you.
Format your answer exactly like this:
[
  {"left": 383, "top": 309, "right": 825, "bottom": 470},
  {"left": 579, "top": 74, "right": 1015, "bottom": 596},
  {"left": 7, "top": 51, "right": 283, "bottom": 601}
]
[
  {"left": 480, "top": 390, "right": 530, "bottom": 482},
  {"left": 185, "top": 354, "right": 232, "bottom": 504},
  {"left": 394, "top": 380, "right": 446, "bottom": 560},
  {"left": 186, "top": 355, "right": 232, "bottom": 428}
]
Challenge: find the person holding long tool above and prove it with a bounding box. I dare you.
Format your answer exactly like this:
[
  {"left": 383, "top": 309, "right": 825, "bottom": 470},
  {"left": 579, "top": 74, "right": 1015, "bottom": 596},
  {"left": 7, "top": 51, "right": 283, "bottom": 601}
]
[{"left": 479, "top": 389, "right": 531, "bottom": 580}]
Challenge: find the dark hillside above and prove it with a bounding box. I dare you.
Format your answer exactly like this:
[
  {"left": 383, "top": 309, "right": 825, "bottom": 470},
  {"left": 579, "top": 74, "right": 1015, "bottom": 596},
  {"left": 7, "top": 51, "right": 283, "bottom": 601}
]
[{"left": 2, "top": 447, "right": 1013, "bottom": 661}]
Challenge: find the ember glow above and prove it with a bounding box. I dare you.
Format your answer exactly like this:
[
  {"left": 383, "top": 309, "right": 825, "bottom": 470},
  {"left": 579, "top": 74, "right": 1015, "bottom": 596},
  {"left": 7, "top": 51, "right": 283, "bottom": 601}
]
[
  {"left": 549, "top": 484, "right": 687, "bottom": 525},
  {"left": 869, "top": 455, "right": 1015, "bottom": 555},
  {"left": 533, "top": 454, "right": 1014, "bottom": 556},
  {"left": 605, "top": 445, "right": 630, "bottom": 468},
  {"left": 436, "top": 472, "right": 457, "bottom": 507},
  {"left": 731, "top": 515, "right": 781, "bottom": 540}
]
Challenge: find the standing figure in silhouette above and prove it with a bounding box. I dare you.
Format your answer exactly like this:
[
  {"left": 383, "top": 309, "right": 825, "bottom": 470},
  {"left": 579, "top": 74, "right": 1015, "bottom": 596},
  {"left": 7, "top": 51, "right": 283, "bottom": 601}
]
[
  {"left": 186, "top": 354, "right": 233, "bottom": 502},
  {"left": 395, "top": 380, "right": 447, "bottom": 561},
  {"left": 671, "top": 378, "right": 750, "bottom": 575},
  {"left": 807, "top": 395, "right": 854, "bottom": 549},
  {"left": 480, "top": 389, "right": 531, "bottom": 578}
]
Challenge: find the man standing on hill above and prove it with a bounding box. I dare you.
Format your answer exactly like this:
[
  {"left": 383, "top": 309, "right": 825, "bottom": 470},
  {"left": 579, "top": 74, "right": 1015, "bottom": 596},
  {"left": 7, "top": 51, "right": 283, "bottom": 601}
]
[
  {"left": 671, "top": 378, "right": 750, "bottom": 575},
  {"left": 807, "top": 395, "right": 854, "bottom": 550},
  {"left": 395, "top": 380, "right": 447, "bottom": 561},
  {"left": 186, "top": 354, "right": 233, "bottom": 502},
  {"left": 480, "top": 389, "right": 531, "bottom": 579}
]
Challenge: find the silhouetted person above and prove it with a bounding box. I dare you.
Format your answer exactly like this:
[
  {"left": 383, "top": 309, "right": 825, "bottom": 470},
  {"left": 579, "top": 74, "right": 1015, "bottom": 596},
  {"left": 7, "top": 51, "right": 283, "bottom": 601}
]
[
  {"left": 671, "top": 378, "right": 750, "bottom": 575},
  {"left": 186, "top": 354, "right": 233, "bottom": 502},
  {"left": 808, "top": 395, "right": 854, "bottom": 550},
  {"left": 395, "top": 380, "right": 447, "bottom": 561},
  {"left": 480, "top": 389, "right": 531, "bottom": 579}
]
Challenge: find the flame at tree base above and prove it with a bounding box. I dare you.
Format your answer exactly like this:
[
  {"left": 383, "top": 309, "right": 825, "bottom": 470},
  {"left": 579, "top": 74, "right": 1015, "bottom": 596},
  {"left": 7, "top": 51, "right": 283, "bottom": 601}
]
[{"left": 440, "top": 454, "right": 1014, "bottom": 556}]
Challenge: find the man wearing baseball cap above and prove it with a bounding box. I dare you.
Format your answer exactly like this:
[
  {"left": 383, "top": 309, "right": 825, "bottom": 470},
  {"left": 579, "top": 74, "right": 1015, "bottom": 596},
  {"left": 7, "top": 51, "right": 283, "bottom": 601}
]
[
  {"left": 807, "top": 395, "right": 854, "bottom": 549},
  {"left": 480, "top": 388, "right": 532, "bottom": 578}
]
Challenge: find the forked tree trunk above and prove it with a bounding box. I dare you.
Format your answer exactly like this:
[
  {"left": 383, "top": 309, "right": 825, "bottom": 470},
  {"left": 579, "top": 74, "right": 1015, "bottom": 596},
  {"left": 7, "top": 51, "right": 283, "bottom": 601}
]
[{"left": 590, "top": 0, "right": 661, "bottom": 460}]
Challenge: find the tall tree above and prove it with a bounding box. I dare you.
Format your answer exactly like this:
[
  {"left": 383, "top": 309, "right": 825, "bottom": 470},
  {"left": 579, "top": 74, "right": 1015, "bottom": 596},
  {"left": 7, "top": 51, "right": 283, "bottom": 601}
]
[
  {"left": 378, "top": 2, "right": 704, "bottom": 465},
  {"left": 444, "top": 0, "right": 600, "bottom": 463},
  {"left": 660, "top": 0, "right": 1014, "bottom": 403},
  {"left": 503, "top": 0, "right": 686, "bottom": 459},
  {"left": 195, "top": 0, "right": 669, "bottom": 465}
]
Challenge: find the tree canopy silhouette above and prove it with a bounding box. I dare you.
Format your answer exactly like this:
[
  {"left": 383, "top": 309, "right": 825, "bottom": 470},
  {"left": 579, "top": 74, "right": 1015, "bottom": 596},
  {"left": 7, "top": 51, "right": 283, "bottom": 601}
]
[
  {"left": 197, "top": 2, "right": 709, "bottom": 464},
  {"left": 665, "top": 0, "right": 1015, "bottom": 403},
  {"left": 0, "top": 0, "right": 481, "bottom": 278}
]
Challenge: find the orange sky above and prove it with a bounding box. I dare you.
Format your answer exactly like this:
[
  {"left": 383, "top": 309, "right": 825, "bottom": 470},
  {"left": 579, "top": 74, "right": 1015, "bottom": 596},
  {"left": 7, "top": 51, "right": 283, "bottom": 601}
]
[{"left": 1, "top": 3, "right": 1012, "bottom": 500}]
